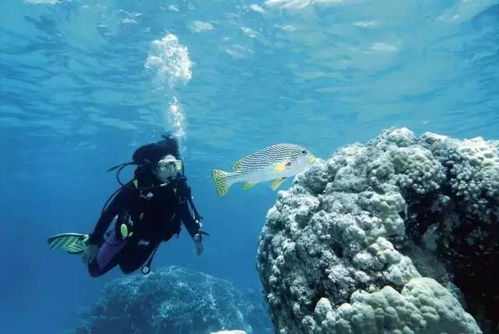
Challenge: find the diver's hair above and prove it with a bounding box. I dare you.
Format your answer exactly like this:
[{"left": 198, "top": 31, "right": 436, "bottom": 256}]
[
  {"left": 131, "top": 133, "right": 180, "bottom": 184},
  {"left": 134, "top": 165, "right": 158, "bottom": 184},
  {"left": 160, "top": 133, "right": 181, "bottom": 159},
  {"left": 132, "top": 133, "right": 181, "bottom": 166}
]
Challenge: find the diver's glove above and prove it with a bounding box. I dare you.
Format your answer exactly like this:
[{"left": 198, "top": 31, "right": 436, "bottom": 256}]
[
  {"left": 83, "top": 243, "right": 99, "bottom": 264},
  {"left": 193, "top": 233, "right": 204, "bottom": 256}
]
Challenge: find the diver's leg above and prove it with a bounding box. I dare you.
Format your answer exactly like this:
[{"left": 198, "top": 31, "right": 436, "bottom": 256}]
[
  {"left": 88, "top": 231, "right": 126, "bottom": 277},
  {"left": 88, "top": 254, "right": 120, "bottom": 277},
  {"left": 118, "top": 239, "right": 159, "bottom": 274}
]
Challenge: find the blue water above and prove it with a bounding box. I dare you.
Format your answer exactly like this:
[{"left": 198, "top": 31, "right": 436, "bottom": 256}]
[{"left": 1, "top": 0, "right": 498, "bottom": 332}]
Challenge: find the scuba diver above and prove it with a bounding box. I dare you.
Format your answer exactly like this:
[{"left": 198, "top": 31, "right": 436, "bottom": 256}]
[{"left": 47, "top": 134, "right": 207, "bottom": 276}]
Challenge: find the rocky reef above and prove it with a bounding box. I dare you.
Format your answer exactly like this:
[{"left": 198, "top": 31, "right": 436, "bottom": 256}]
[
  {"left": 257, "top": 128, "right": 498, "bottom": 334},
  {"left": 75, "top": 266, "right": 271, "bottom": 334}
]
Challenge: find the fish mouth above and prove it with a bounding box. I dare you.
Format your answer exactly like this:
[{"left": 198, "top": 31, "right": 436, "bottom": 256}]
[{"left": 307, "top": 155, "right": 317, "bottom": 164}]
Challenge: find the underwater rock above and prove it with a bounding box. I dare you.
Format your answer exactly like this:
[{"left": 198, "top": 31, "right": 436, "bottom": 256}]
[
  {"left": 257, "top": 128, "right": 499, "bottom": 334},
  {"left": 75, "top": 266, "right": 271, "bottom": 334}
]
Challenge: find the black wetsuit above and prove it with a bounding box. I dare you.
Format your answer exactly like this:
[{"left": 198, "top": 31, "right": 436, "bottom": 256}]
[{"left": 87, "top": 175, "right": 201, "bottom": 277}]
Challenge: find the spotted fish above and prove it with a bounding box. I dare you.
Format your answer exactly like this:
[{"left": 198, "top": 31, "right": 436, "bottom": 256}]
[{"left": 211, "top": 143, "right": 316, "bottom": 196}]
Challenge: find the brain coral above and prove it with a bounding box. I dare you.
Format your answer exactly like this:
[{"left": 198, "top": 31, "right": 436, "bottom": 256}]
[
  {"left": 257, "top": 128, "right": 498, "bottom": 334},
  {"left": 74, "top": 266, "right": 271, "bottom": 334}
]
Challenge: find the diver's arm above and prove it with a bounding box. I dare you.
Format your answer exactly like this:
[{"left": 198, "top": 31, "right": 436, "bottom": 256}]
[
  {"left": 177, "top": 195, "right": 204, "bottom": 256},
  {"left": 176, "top": 178, "right": 205, "bottom": 255},
  {"left": 88, "top": 189, "right": 127, "bottom": 245},
  {"left": 179, "top": 202, "right": 201, "bottom": 237},
  {"left": 177, "top": 182, "right": 202, "bottom": 238},
  {"left": 178, "top": 196, "right": 201, "bottom": 238}
]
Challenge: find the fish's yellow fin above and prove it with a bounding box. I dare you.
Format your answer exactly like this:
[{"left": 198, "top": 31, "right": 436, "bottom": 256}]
[
  {"left": 232, "top": 159, "right": 243, "bottom": 171},
  {"left": 274, "top": 163, "right": 287, "bottom": 172},
  {"left": 271, "top": 177, "right": 287, "bottom": 190},
  {"left": 242, "top": 182, "right": 256, "bottom": 190},
  {"left": 212, "top": 169, "right": 231, "bottom": 196}
]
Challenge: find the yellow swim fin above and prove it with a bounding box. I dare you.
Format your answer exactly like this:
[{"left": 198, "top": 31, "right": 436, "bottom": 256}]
[
  {"left": 271, "top": 177, "right": 287, "bottom": 190},
  {"left": 47, "top": 233, "right": 89, "bottom": 254}
]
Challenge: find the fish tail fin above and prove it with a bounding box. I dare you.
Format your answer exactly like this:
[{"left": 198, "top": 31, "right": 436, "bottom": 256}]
[{"left": 211, "top": 169, "right": 232, "bottom": 196}]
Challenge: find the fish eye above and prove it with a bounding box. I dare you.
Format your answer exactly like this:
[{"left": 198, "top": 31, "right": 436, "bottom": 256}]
[{"left": 302, "top": 150, "right": 307, "bottom": 154}]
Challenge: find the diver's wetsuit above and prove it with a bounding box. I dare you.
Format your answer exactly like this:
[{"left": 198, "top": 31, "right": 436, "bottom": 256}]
[{"left": 87, "top": 176, "right": 201, "bottom": 277}]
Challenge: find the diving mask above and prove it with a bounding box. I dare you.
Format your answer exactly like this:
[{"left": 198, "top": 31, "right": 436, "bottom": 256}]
[{"left": 154, "top": 155, "right": 183, "bottom": 182}]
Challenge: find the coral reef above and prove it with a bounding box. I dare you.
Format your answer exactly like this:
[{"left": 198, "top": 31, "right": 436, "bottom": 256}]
[
  {"left": 75, "top": 266, "right": 271, "bottom": 334},
  {"left": 257, "top": 128, "right": 498, "bottom": 334}
]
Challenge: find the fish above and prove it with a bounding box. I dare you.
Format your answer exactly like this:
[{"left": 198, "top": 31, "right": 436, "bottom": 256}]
[{"left": 211, "top": 143, "right": 316, "bottom": 196}]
